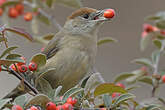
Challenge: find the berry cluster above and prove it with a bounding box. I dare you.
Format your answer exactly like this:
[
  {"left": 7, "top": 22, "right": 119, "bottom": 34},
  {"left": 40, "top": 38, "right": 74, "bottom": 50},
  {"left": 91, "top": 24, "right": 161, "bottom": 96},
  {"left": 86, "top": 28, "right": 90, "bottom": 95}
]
[
  {"left": 9, "top": 56, "right": 37, "bottom": 73},
  {"left": 11, "top": 97, "right": 77, "bottom": 110},
  {"left": 0, "top": 0, "right": 33, "bottom": 21}
]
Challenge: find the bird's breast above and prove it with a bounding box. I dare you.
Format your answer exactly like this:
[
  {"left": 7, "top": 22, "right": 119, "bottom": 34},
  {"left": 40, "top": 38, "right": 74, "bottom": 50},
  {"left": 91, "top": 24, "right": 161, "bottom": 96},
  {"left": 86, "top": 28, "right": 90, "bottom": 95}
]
[{"left": 41, "top": 34, "right": 97, "bottom": 92}]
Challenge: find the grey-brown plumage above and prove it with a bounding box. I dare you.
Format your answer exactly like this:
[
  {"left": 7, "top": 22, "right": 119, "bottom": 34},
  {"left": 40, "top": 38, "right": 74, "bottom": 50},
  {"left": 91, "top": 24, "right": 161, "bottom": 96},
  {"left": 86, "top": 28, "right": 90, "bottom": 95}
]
[{"left": 4, "top": 7, "right": 112, "bottom": 99}]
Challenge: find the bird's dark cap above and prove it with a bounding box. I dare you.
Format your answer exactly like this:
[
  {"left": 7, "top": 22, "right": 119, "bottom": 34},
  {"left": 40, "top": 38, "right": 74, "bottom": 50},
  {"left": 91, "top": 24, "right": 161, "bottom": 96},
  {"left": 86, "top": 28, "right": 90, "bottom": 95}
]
[{"left": 67, "top": 7, "right": 97, "bottom": 20}]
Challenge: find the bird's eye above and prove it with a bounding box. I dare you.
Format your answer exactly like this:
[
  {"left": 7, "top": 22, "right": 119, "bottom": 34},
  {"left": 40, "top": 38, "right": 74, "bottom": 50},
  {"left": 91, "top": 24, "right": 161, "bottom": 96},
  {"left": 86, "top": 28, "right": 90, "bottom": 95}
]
[{"left": 82, "top": 13, "right": 89, "bottom": 19}]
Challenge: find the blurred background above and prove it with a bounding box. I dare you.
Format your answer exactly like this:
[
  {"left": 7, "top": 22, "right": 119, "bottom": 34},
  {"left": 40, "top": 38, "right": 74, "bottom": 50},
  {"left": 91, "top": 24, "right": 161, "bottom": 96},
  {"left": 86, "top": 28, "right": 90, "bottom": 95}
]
[{"left": 0, "top": 0, "right": 165, "bottom": 101}]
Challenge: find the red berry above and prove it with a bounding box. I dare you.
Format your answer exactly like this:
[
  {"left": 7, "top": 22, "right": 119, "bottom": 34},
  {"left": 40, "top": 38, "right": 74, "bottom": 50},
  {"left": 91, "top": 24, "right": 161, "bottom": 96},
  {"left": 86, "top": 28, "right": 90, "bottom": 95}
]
[
  {"left": 112, "top": 93, "right": 120, "bottom": 98},
  {"left": 46, "top": 102, "right": 56, "bottom": 110},
  {"left": 8, "top": 7, "right": 19, "bottom": 18},
  {"left": 0, "top": 8, "right": 3, "bottom": 16},
  {"left": 28, "top": 62, "right": 37, "bottom": 71},
  {"left": 161, "top": 30, "right": 165, "bottom": 35},
  {"left": 100, "top": 108, "right": 106, "bottom": 110},
  {"left": 0, "top": 0, "right": 6, "bottom": 6},
  {"left": 24, "top": 12, "right": 33, "bottom": 21},
  {"left": 18, "top": 64, "right": 27, "bottom": 73},
  {"left": 62, "top": 103, "right": 73, "bottom": 110},
  {"left": 116, "top": 83, "right": 125, "bottom": 88},
  {"left": 162, "top": 75, "right": 165, "bottom": 83},
  {"left": 12, "top": 105, "right": 23, "bottom": 110},
  {"left": 10, "top": 64, "right": 17, "bottom": 71},
  {"left": 41, "top": 47, "right": 45, "bottom": 52},
  {"left": 141, "top": 31, "right": 148, "bottom": 38},
  {"left": 56, "top": 105, "right": 64, "bottom": 110},
  {"left": 67, "top": 97, "right": 77, "bottom": 105},
  {"left": 15, "top": 3, "right": 24, "bottom": 14},
  {"left": 29, "top": 106, "right": 38, "bottom": 110},
  {"left": 0, "top": 66, "right": 1, "bottom": 72},
  {"left": 140, "top": 66, "right": 147, "bottom": 72},
  {"left": 143, "top": 24, "right": 154, "bottom": 33},
  {"left": 103, "top": 9, "right": 115, "bottom": 18}
]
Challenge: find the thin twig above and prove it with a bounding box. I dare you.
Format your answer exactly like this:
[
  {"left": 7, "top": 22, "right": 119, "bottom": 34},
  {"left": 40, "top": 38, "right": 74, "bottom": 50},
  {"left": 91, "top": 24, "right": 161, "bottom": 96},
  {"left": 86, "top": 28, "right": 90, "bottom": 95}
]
[
  {"left": 153, "top": 40, "right": 165, "bottom": 74},
  {"left": 151, "top": 79, "right": 159, "bottom": 97},
  {"left": 151, "top": 40, "right": 165, "bottom": 97},
  {"left": 9, "top": 68, "right": 39, "bottom": 95},
  {"left": 2, "top": 30, "right": 8, "bottom": 48}
]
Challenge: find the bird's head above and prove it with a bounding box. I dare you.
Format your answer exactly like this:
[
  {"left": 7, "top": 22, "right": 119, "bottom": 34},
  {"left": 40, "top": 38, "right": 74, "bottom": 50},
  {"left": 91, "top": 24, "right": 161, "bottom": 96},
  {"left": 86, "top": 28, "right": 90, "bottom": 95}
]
[{"left": 63, "top": 7, "right": 115, "bottom": 35}]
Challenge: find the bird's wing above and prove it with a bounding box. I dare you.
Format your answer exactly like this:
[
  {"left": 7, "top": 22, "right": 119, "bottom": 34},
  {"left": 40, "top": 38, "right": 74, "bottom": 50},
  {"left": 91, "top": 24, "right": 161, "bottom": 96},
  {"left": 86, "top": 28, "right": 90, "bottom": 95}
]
[{"left": 41, "top": 31, "right": 64, "bottom": 59}]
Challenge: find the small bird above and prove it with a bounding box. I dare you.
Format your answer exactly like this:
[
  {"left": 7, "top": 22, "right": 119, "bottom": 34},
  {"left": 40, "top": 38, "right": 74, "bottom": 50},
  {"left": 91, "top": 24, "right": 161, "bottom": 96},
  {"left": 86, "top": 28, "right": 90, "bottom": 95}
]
[{"left": 4, "top": 7, "right": 114, "bottom": 99}]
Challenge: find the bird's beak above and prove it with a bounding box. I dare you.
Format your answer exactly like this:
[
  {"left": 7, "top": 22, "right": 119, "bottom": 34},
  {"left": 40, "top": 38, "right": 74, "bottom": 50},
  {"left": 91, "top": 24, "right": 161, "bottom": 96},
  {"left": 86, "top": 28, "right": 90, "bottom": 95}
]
[{"left": 92, "top": 9, "right": 114, "bottom": 22}]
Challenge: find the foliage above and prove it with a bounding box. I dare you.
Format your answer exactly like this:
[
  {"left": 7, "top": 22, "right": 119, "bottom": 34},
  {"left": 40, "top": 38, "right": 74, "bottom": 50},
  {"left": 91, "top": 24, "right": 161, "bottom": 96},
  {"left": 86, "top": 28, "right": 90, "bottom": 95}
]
[{"left": 0, "top": 0, "right": 165, "bottom": 110}]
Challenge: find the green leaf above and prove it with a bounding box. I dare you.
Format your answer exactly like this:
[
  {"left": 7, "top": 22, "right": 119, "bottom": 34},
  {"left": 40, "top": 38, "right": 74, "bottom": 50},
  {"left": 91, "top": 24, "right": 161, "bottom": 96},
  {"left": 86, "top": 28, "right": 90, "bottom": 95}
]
[
  {"left": 151, "top": 50, "right": 160, "bottom": 65},
  {"left": 156, "top": 12, "right": 165, "bottom": 19},
  {"left": 158, "top": 97, "right": 165, "bottom": 105},
  {"left": 97, "top": 37, "right": 117, "bottom": 46},
  {"left": 54, "top": 86, "right": 63, "bottom": 98},
  {"left": 46, "top": 0, "right": 54, "bottom": 7},
  {"left": 94, "top": 83, "right": 127, "bottom": 97},
  {"left": 25, "top": 94, "right": 51, "bottom": 109},
  {"left": 31, "top": 53, "right": 46, "bottom": 69},
  {"left": 55, "top": 0, "right": 82, "bottom": 9},
  {"left": 113, "top": 93, "right": 135, "bottom": 106},
  {"left": 114, "top": 73, "right": 135, "bottom": 83},
  {"left": 157, "top": 35, "right": 165, "bottom": 40},
  {"left": 0, "top": 1, "right": 19, "bottom": 9},
  {"left": 146, "top": 15, "right": 162, "bottom": 21},
  {"left": 38, "top": 78, "right": 53, "bottom": 95},
  {"left": 156, "top": 20, "right": 165, "bottom": 29},
  {"left": 0, "top": 46, "right": 18, "bottom": 59},
  {"left": 62, "top": 87, "right": 84, "bottom": 103},
  {"left": 36, "top": 68, "right": 56, "bottom": 82},
  {"left": 37, "top": 13, "right": 50, "bottom": 25},
  {"left": 80, "top": 75, "right": 90, "bottom": 88},
  {"left": 140, "top": 33, "right": 152, "bottom": 51},
  {"left": 42, "top": 34, "right": 54, "bottom": 40},
  {"left": 133, "top": 58, "right": 153, "bottom": 68},
  {"left": 0, "top": 98, "right": 12, "bottom": 109},
  {"left": 138, "top": 76, "right": 153, "bottom": 85},
  {"left": 84, "top": 72, "right": 105, "bottom": 95},
  {"left": 146, "top": 104, "right": 162, "bottom": 110},
  {"left": 6, "top": 54, "right": 22, "bottom": 60},
  {"left": 153, "top": 39, "right": 162, "bottom": 49},
  {"left": 0, "top": 37, "right": 7, "bottom": 42},
  {"left": 126, "top": 85, "right": 140, "bottom": 91},
  {"left": 126, "top": 69, "right": 146, "bottom": 84},
  {"left": 0, "top": 59, "right": 24, "bottom": 66},
  {"left": 47, "top": 89, "right": 56, "bottom": 100},
  {"left": 5, "top": 27, "right": 33, "bottom": 41},
  {"left": 103, "top": 94, "right": 112, "bottom": 108},
  {"left": 14, "top": 95, "right": 26, "bottom": 107}
]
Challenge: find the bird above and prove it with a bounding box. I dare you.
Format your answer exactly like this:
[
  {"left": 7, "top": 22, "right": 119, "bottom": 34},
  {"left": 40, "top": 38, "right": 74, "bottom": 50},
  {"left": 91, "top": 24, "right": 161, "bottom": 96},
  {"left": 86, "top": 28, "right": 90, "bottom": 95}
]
[{"left": 3, "top": 7, "right": 113, "bottom": 99}]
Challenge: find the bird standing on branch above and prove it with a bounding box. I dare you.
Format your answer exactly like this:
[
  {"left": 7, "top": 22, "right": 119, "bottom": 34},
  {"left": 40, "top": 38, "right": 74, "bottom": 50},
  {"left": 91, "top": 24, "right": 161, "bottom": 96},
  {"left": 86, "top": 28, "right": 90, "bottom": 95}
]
[{"left": 4, "top": 7, "right": 115, "bottom": 99}]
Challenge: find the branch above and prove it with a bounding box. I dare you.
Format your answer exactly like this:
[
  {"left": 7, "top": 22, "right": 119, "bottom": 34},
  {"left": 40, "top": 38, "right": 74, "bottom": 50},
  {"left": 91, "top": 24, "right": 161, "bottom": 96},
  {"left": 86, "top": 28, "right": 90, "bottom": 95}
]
[
  {"left": 151, "top": 40, "right": 165, "bottom": 97},
  {"left": 9, "top": 68, "right": 39, "bottom": 95},
  {"left": 23, "top": 1, "right": 62, "bottom": 31}
]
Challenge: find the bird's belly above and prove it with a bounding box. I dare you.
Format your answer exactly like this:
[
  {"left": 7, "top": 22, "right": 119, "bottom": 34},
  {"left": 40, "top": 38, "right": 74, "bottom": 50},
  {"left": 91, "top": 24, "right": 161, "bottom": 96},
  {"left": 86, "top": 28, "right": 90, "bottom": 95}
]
[{"left": 43, "top": 48, "right": 91, "bottom": 92}]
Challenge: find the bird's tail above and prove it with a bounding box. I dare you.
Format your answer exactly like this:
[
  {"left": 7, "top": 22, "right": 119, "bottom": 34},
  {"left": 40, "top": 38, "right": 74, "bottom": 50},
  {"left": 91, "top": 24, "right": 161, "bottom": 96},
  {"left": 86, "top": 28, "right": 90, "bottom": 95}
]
[{"left": 3, "top": 84, "right": 26, "bottom": 99}]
